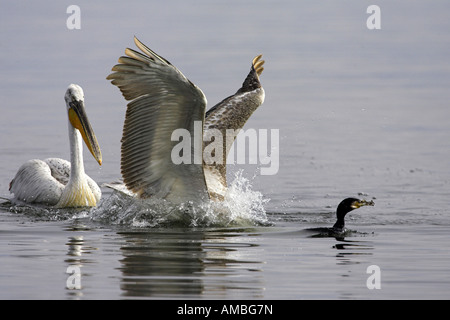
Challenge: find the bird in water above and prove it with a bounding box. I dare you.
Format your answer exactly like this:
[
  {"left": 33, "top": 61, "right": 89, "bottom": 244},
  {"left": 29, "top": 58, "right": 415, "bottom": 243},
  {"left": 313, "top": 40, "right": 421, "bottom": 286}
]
[
  {"left": 106, "top": 37, "right": 265, "bottom": 204},
  {"left": 307, "top": 198, "right": 375, "bottom": 237},
  {"left": 9, "top": 84, "right": 102, "bottom": 208}
]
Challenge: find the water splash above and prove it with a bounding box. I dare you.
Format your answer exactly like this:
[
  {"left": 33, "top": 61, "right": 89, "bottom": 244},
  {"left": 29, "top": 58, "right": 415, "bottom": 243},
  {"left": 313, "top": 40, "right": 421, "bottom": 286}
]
[
  {"left": 4, "top": 170, "right": 270, "bottom": 227},
  {"left": 2, "top": 199, "right": 90, "bottom": 221},
  {"left": 91, "top": 170, "right": 270, "bottom": 227}
]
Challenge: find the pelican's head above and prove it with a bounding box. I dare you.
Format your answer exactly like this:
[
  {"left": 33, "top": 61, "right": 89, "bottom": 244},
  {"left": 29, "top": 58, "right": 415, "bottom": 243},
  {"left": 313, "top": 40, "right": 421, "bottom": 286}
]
[{"left": 65, "top": 84, "right": 102, "bottom": 165}]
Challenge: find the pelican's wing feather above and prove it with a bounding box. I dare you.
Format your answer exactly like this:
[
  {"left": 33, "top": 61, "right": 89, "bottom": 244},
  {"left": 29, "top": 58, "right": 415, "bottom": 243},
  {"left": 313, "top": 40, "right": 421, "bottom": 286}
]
[
  {"left": 107, "top": 37, "right": 209, "bottom": 203},
  {"left": 203, "top": 55, "right": 265, "bottom": 200},
  {"left": 9, "top": 159, "right": 65, "bottom": 205},
  {"left": 44, "top": 158, "right": 71, "bottom": 185}
]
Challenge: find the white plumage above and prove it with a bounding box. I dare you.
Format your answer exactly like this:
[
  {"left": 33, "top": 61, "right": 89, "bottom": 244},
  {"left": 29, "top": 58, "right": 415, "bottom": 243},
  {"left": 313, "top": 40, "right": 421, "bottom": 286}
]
[{"left": 9, "top": 84, "right": 102, "bottom": 208}]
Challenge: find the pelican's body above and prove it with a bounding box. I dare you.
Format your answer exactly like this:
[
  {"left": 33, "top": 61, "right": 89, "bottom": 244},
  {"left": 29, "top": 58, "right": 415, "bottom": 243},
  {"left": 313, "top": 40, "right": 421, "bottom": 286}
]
[
  {"left": 9, "top": 84, "right": 102, "bottom": 208},
  {"left": 107, "top": 37, "right": 265, "bottom": 203}
]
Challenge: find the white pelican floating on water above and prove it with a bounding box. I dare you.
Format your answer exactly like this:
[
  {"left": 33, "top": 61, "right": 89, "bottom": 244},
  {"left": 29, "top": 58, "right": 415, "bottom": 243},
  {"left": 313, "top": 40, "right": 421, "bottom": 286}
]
[
  {"left": 9, "top": 84, "right": 102, "bottom": 208},
  {"left": 106, "top": 37, "right": 265, "bottom": 203}
]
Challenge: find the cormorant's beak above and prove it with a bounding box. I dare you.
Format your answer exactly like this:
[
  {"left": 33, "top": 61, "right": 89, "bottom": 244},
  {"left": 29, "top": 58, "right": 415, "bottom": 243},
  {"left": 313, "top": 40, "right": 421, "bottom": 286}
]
[
  {"left": 68, "top": 100, "right": 102, "bottom": 165},
  {"left": 351, "top": 199, "right": 375, "bottom": 209}
]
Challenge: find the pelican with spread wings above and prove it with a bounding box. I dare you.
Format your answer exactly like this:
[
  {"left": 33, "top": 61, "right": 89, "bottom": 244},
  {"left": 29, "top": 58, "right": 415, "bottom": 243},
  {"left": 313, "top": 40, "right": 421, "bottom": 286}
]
[{"left": 107, "top": 37, "right": 265, "bottom": 203}]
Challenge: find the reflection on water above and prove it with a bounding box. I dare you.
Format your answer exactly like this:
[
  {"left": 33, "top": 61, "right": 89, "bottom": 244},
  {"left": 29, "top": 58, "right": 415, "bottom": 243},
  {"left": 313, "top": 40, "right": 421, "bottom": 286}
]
[
  {"left": 332, "top": 239, "right": 377, "bottom": 299},
  {"left": 60, "top": 217, "right": 377, "bottom": 299},
  {"left": 65, "top": 235, "right": 85, "bottom": 298},
  {"left": 117, "top": 231, "right": 206, "bottom": 297},
  {"left": 333, "top": 240, "right": 374, "bottom": 265},
  {"left": 117, "top": 230, "right": 265, "bottom": 298},
  {"left": 1, "top": 209, "right": 448, "bottom": 299},
  {"left": 63, "top": 224, "right": 266, "bottom": 299}
]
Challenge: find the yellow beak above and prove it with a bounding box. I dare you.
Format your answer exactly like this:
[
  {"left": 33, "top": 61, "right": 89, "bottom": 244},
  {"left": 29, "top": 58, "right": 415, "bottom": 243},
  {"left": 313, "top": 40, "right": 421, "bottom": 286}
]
[
  {"left": 68, "top": 101, "right": 102, "bottom": 165},
  {"left": 351, "top": 199, "right": 375, "bottom": 209}
]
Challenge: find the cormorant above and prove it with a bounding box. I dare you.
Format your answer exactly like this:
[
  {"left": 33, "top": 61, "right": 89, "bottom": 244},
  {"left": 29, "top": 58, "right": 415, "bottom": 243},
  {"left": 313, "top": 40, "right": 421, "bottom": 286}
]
[{"left": 308, "top": 198, "right": 375, "bottom": 238}]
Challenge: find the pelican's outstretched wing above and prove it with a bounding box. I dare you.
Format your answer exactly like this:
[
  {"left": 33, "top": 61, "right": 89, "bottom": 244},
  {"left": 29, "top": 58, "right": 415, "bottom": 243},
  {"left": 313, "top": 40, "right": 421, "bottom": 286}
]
[
  {"left": 107, "top": 37, "right": 209, "bottom": 203},
  {"left": 203, "top": 55, "right": 265, "bottom": 200}
]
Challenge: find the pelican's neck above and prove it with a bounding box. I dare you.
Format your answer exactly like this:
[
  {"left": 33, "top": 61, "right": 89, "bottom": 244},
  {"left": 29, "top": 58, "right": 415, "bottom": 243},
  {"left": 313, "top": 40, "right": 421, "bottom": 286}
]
[
  {"left": 55, "top": 120, "right": 97, "bottom": 208},
  {"left": 68, "top": 121, "right": 86, "bottom": 182}
]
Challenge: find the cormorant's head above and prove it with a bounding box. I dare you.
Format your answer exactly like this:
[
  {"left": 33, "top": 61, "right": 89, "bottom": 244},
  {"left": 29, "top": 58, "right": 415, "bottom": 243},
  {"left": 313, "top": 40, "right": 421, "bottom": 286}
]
[{"left": 333, "top": 198, "right": 374, "bottom": 230}]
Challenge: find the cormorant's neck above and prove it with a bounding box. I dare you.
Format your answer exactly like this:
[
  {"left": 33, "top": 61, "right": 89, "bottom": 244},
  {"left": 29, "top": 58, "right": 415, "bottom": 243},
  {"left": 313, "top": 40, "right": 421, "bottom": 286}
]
[
  {"left": 332, "top": 218, "right": 345, "bottom": 230},
  {"left": 334, "top": 203, "right": 353, "bottom": 231},
  {"left": 333, "top": 218, "right": 345, "bottom": 229}
]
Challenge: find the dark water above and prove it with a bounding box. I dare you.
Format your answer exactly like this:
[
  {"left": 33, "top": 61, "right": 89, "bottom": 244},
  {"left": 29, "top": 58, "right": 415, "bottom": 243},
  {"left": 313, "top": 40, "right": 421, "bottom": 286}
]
[{"left": 1, "top": 1, "right": 450, "bottom": 299}]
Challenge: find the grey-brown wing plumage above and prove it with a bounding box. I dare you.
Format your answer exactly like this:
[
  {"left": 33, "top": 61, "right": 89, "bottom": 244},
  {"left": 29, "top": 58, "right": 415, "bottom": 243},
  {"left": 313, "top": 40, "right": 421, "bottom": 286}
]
[{"left": 203, "top": 55, "right": 265, "bottom": 200}]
